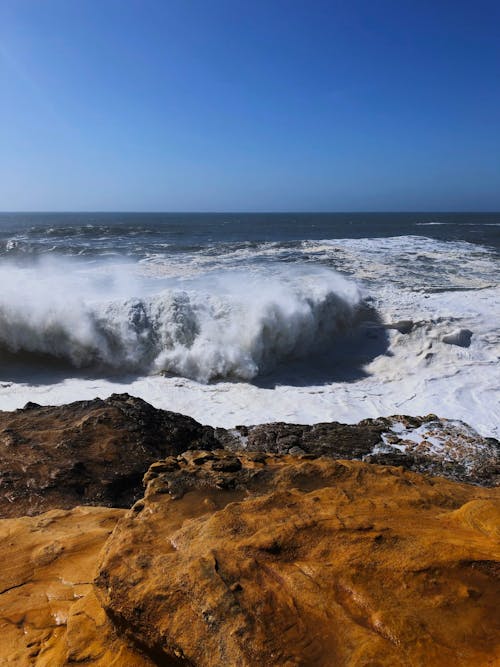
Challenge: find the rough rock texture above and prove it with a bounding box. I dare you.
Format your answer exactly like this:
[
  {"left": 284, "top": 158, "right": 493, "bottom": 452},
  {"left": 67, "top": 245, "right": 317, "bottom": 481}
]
[
  {"left": 219, "top": 414, "right": 499, "bottom": 486},
  {"left": 0, "top": 505, "right": 153, "bottom": 665},
  {"left": 0, "top": 394, "right": 497, "bottom": 520},
  {"left": 96, "top": 450, "right": 500, "bottom": 667},
  {"left": 2, "top": 394, "right": 498, "bottom": 665},
  {"left": 363, "top": 416, "right": 499, "bottom": 484},
  {"left": 215, "top": 419, "right": 385, "bottom": 459},
  {"left": 0, "top": 393, "right": 216, "bottom": 517}
]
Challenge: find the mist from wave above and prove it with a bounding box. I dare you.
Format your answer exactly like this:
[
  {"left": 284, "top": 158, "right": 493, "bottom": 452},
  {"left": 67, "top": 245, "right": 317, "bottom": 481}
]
[
  {"left": 0, "top": 258, "right": 365, "bottom": 382},
  {"left": 0, "top": 214, "right": 498, "bottom": 437}
]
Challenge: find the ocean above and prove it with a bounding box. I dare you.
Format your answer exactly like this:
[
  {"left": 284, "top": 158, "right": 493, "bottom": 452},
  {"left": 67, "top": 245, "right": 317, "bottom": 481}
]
[{"left": 0, "top": 212, "right": 498, "bottom": 437}]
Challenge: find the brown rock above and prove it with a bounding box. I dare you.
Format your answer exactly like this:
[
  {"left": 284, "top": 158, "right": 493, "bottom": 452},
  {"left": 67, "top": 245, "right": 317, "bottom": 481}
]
[
  {"left": 0, "top": 505, "right": 153, "bottom": 665},
  {"left": 217, "top": 419, "right": 385, "bottom": 459},
  {"left": 219, "top": 414, "right": 499, "bottom": 486},
  {"left": 0, "top": 393, "right": 217, "bottom": 517},
  {"left": 96, "top": 451, "right": 500, "bottom": 666},
  {"left": 0, "top": 392, "right": 497, "bottom": 520}
]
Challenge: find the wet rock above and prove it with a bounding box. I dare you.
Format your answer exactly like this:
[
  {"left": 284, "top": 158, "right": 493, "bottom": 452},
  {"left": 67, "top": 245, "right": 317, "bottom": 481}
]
[
  {"left": 221, "top": 415, "right": 498, "bottom": 487},
  {"left": 220, "top": 420, "right": 385, "bottom": 459},
  {"left": 364, "top": 417, "right": 499, "bottom": 486},
  {"left": 385, "top": 319, "right": 414, "bottom": 334},
  {"left": 96, "top": 452, "right": 500, "bottom": 667},
  {"left": 443, "top": 328, "right": 473, "bottom": 347},
  {"left": 0, "top": 394, "right": 497, "bottom": 520}
]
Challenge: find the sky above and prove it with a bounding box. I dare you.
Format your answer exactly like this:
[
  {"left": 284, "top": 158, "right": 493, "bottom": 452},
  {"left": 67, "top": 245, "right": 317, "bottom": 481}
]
[{"left": 0, "top": 0, "right": 499, "bottom": 212}]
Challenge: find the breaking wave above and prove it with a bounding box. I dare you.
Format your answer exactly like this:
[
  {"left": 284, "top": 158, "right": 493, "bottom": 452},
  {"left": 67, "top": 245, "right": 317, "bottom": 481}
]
[{"left": 0, "top": 259, "right": 364, "bottom": 382}]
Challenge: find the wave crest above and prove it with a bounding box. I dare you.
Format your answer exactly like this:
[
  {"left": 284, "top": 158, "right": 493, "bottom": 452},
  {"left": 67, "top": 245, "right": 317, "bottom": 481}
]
[{"left": 0, "top": 262, "right": 365, "bottom": 382}]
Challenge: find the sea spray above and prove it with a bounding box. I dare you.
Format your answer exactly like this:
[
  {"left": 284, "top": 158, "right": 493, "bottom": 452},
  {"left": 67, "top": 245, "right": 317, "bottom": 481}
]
[
  {"left": 0, "top": 258, "right": 363, "bottom": 381},
  {"left": 0, "top": 216, "right": 497, "bottom": 438}
]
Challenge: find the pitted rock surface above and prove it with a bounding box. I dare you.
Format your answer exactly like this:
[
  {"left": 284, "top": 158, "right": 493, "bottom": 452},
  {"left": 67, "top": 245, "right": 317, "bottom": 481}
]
[
  {"left": 0, "top": 506, "right": 154, "bottom": 666},
  {"left": 96, "top": 451, "right": 500, "bottom": 667}
]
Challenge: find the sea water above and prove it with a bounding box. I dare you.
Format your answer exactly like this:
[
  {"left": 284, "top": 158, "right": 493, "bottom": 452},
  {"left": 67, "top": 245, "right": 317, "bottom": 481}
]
[{"left": 0, "top": 212, "right": 498, "bottom": 437}]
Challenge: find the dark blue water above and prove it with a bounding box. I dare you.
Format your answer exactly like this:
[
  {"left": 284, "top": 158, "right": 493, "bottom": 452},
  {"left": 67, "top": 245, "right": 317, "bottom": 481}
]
[{"left": 0, "top": 212, "right": 499, "bottom": 258}]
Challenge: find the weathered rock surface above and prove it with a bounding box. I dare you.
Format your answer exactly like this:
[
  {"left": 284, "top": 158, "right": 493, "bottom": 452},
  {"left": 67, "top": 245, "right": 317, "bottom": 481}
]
[
  {"left": 220, "top": 414, "right": 499, "bottom": 486},
  {"left": 0, "top": 505, "right": 153, "bottom": 665},
  {"left": 0, "top": 394, "right": 497, "bottom": 520},
  {"left": 216, "top": 419, "right": 385, "bottom": 459},
  {"left": 0, "top": 393, "right": 216, "bottom": 517},
  {"left": 96, "top": 450, "right": 500, "bottom": 667},
  {"left": 363, "top": 416, "right": 499, "bottom": 484},
  {"left": 1, "top": 394, "right": 498, "bottom": 664}
]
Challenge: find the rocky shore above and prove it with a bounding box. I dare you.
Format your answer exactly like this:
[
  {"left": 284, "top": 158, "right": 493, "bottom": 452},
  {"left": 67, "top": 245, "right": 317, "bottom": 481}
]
[{"left": 0, "top": 394, "right": 498, "bottom": 665}]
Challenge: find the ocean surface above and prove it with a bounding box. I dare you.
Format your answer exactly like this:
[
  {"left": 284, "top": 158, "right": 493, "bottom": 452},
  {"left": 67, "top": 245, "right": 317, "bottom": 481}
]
[{"left": 0, "top": 212, "right": 498, "bottom": 437}]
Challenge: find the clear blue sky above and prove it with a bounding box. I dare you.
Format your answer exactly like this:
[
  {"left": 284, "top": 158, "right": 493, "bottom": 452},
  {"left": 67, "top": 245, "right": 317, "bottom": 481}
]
[{"left": 1, "top": 0, "right": 499, "bottom": 211}]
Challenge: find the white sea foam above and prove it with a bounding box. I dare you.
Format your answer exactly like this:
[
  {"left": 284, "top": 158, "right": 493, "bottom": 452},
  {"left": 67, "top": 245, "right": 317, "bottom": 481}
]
[
  {"left": 135, "top": 235, "right": 497, "bottom": 292},
  {"left": 0, "top": 259, "right": 363, "bottom": 382},
  {"left": 0, "top": 235, "right": 498, "bottom": 440}
]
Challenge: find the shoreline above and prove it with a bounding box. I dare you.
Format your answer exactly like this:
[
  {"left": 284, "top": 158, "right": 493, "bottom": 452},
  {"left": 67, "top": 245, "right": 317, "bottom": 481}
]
[{"left": 1, "top": 359, "right": 498, "bottom": 441}]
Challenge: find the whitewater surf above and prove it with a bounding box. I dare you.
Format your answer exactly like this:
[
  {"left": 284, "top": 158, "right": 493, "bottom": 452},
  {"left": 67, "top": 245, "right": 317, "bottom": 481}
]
[{"left": 0, "top": 212, "right": 498, "bottom": 439}]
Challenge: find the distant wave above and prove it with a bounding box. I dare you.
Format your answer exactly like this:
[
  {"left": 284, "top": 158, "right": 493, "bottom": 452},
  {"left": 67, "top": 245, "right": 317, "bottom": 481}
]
[
  {"left": 0, "top": 260, "right": 363, "bottom": 382},
  {"left": 416, "top": 222, "right": 500, "bottom": 227}
]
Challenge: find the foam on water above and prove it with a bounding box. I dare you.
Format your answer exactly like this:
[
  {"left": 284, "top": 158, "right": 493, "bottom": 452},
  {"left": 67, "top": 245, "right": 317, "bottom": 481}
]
[
  {"left": 133, "top": 235, "right": 498, "bottom": 293},
  {"left": 0, "top": 222, "right": 498, "bottom": 439}
]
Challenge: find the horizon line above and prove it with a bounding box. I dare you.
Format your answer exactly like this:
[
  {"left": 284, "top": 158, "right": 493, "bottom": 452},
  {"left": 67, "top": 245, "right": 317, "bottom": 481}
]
[{"left": 1, "top": 210, "right": 499, "bottom": 215}]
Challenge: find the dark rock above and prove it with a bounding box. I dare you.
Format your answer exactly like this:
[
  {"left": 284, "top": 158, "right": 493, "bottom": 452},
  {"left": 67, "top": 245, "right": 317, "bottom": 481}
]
[
  {"left": 0, "top": 393, "right": 217, "bottom": 518},
  {"left": 443, "top": 328, "right": 473, "bottom": 347},
  {"left": 386, "top": 319, "right": 414, "bottom": 334},
  {"left": 0, "top": 394, "right": 497, "bottom": 518},
  {"left": 220, "top": 420, "right": 386, "bottom": 459},
  {"left": 221, "top": 415, "right": 498, "bottom": 487}
]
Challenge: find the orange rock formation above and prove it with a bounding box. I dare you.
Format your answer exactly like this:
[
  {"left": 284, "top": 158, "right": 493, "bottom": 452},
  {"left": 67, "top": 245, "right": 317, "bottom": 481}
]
[
  {"left": 96, "top": 451, "right": 500, "bottom": 666},
  {"left": 0, "top": 394, "right": 498, "bottom": 667},
  {"left": 0, "top": 506, "right": 153, "bottom": 665}
]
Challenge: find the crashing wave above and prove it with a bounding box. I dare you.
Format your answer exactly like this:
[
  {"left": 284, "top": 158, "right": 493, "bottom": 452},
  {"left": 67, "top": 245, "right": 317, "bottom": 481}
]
[{"left": 0, "top": 261, "right": 364, "bottom": 382}]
